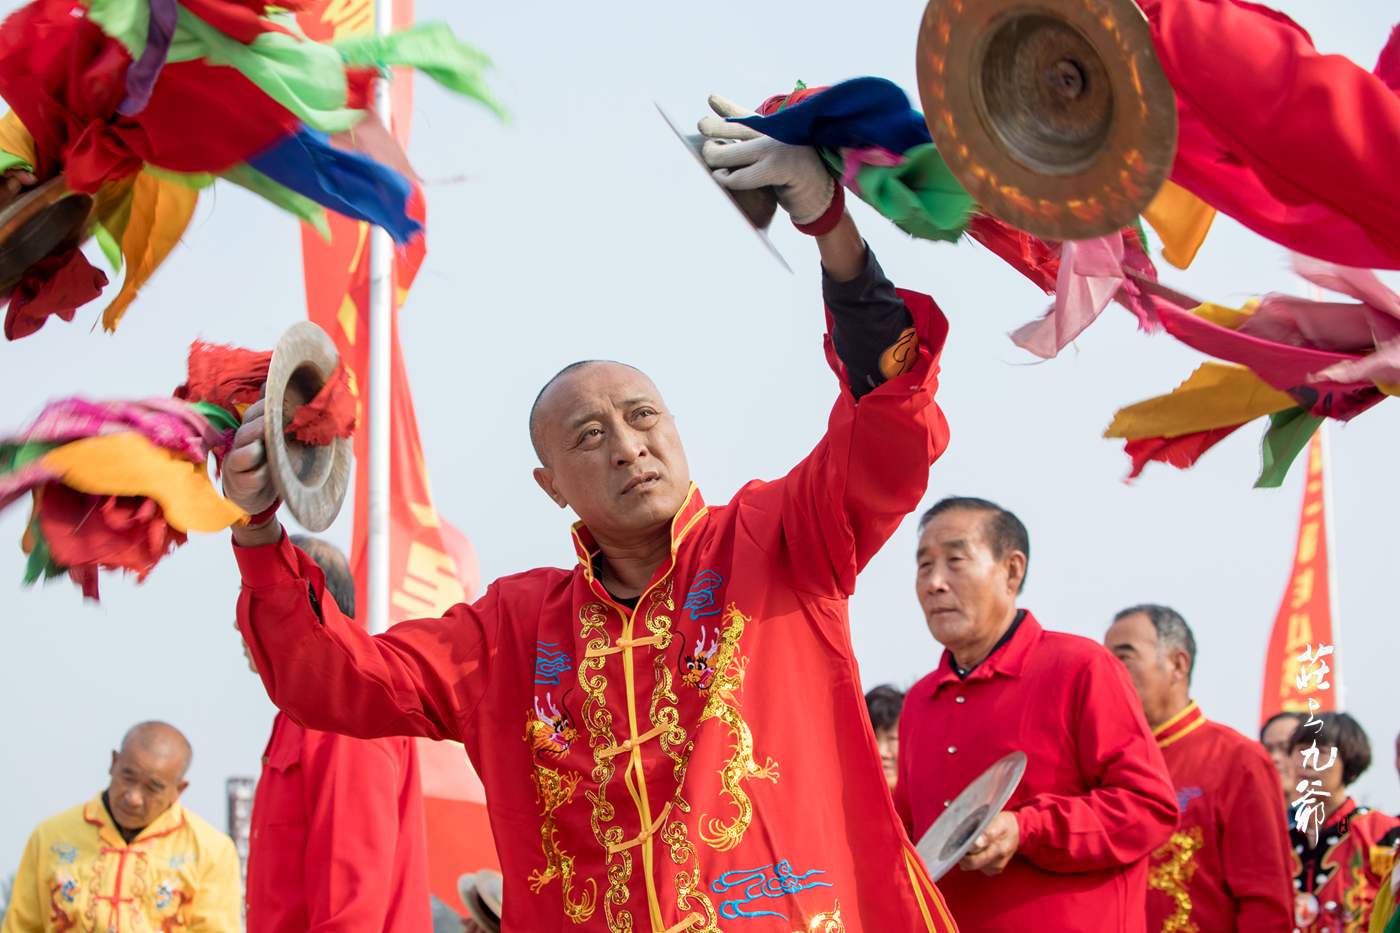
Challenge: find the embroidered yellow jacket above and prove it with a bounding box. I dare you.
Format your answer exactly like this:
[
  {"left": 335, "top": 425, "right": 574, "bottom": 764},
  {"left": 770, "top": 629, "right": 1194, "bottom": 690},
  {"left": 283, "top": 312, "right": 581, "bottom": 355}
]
[{"left": 1, "top": 793, "right": 241, "bottom": 933}]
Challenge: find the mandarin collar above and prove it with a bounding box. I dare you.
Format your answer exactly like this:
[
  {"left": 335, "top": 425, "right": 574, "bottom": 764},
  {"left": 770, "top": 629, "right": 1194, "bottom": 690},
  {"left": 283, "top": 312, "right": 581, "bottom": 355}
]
[
  {"left": 83, "top": 792, "right": 186, "bottom": 849},
  {"left": 570, "top": 483, "right": 708, "bottom": 581},
  {"left": 1153, "top": 700, "right": 1206, "bottom": 748}
]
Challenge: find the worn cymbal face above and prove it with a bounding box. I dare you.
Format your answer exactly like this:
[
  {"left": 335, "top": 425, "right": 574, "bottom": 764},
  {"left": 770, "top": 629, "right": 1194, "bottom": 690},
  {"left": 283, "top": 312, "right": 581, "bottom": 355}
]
[
  {"left": 0, "top": 176, "right": 95, "bottom": 292},
  {"left": 264, "top": 321, "right": 351, "bottom": 534},
  {"left": 917, "top": 0, "right": 1176, "bottom": 241},
  {"left": 916, "top": 750, "right": 1027, "bottom": 881}
]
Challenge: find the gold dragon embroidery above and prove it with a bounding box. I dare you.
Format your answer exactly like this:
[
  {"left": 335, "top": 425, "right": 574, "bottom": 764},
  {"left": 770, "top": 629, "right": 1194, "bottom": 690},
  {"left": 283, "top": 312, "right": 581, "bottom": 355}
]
[
  {"left": 522, "top": 714, "right": 596, "bottom": 923},
  {"left": 697, "top": 603, "right": 779, "bottom": 852},
  {"left": 1149, "top": 827, "right": 1204, "bottom": 933},
  {"left": 1336, "top": 844, "right": 1369, "bottom": 933},
  {"left": 643, "top": 578, "right": 721, "bottom": 931},
  {"left": 577, "top": 600, "right": 635, "bottom": 933},
  {"left": 795, "top": 902, "right": 845, "bottom": 933}
]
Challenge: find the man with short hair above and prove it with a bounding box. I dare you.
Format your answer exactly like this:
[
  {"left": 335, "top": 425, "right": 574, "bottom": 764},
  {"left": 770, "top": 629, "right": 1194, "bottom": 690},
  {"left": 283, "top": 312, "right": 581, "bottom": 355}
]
[
  {"left": 865, "top": 685, "right": 904, "bottom": 792},
  {"left": 225, "top": 117, "right": 960, "bottom": 933},
  {"left": 2, "top": 723, "right": 240, "bottom": 933},
  {"left": 896, "top": 497, "right": 1177, "bottom": 933},
  {"left": 238, "top": 536, "right": 433, "bottom": 933},
  {"left": 1105, "top": 604, "right": 1292, "bottom": 933}
]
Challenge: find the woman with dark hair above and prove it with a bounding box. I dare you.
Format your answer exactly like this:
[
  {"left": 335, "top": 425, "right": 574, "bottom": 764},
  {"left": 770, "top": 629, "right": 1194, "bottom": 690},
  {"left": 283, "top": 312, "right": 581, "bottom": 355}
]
[
  {"left": 864, "top": 684, "right": 904, "bottom": 792},
  {"left": 1287, "top": 712, "right": 1400, "bottom": 933}
]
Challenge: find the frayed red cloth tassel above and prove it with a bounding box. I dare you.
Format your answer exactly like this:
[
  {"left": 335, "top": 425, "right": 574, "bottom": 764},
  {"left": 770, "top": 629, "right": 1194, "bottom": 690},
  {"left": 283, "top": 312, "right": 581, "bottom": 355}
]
[
  {"left": 287, "top": 361, "right": 356, "bottom": 445},
  {"left": 39, "top": 483, "right": 187, "bottom": 600},
  {"left": 174, "top": 340, "right": 273, "bottom": 417},
  {"left": 3, "top": 248, "right": 109, "bottom": 340}
]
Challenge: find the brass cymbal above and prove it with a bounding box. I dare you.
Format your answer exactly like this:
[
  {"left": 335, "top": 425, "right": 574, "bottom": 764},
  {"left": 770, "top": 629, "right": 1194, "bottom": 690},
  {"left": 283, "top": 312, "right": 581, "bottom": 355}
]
[
  {"left": 0, "top": 176, "right": 95, "bottom": 292},
  {"left": 916, "top": 0, "right": 1177, "bottom": 241},
  {"left": 264, "top": 321, "right": 351, "bottom": 534}
]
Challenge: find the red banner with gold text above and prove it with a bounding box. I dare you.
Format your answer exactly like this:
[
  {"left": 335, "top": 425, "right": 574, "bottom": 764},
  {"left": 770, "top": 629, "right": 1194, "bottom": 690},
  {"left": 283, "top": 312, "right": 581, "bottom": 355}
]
[
  {"left": 295, "top": 0, "right": 498, "bottom": 917},
  {"left": 1259, "top": 433, "right": 1338, "bottom": 726}
]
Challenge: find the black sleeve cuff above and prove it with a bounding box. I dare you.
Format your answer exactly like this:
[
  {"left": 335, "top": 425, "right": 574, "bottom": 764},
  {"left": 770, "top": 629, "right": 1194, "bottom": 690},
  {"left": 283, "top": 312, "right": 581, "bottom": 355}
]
[{"left": 822, "top": 244, "right": 915, "bottom": 399}]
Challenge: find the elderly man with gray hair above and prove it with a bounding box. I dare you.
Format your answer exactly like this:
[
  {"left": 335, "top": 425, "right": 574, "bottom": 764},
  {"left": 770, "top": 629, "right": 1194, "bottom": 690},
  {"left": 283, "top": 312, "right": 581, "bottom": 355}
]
[{"left": 1105, "top": 604, "right": 1293, "bottom": 933}]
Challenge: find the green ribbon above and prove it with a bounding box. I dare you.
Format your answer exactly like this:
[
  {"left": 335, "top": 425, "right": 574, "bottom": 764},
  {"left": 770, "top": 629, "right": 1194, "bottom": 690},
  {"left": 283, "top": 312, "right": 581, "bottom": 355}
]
[
  {"left": 1254, "top": 407, "right": 1324, "bottom": 488},
  {"left": 820, "top": 144, "right": 974, "bottom": 244}
]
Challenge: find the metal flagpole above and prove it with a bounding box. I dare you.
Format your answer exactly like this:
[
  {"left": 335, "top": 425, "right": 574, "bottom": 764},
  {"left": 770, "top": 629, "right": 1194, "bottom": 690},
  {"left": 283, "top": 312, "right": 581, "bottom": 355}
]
[
  {"left": 367, "top": 0, "right": 394, "bottom": 636},
  {"left": 1319, "top": 418, "right": 1343, "bottom": 710},
  {"left": 1309, "top": 282, "right": 1344, "bottom": 710}
]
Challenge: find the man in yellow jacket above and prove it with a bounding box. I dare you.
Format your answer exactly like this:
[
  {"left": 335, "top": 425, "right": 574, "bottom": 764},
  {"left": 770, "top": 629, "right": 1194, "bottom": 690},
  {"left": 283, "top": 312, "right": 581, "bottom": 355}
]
[{"left": 2, "top": 722, "right": 240, "bottom": 933}]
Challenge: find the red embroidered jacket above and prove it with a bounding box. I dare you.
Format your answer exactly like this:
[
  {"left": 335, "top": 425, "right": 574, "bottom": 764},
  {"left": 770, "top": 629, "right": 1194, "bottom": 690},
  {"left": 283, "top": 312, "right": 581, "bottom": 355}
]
[
  {"left": 245, "top": 713, "right": 432, "bottom": 933},
  {"left": 1147, "top": 702, "right": 1293, "bottom": 933},
  {"left": 1292, "top": 798, "right": 1400, "bottom": 933},
  {"left": 235, "top": 290, "right": 956, "bottom": 933}
]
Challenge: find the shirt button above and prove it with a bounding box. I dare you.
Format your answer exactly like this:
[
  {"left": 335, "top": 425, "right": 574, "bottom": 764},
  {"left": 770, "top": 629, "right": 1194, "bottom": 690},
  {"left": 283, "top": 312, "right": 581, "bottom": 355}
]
[
  {"left": 948, "top": 746, "right": 957, "bottom": 754},
  {"left": 261, "top": 756, "right": 269, "bottom": 766},
  {"left": 955, "top": 696, "right": 965, "bottom": 704},
  {"left": 943, "top": 800, "right": 951, "bottom": 807}
]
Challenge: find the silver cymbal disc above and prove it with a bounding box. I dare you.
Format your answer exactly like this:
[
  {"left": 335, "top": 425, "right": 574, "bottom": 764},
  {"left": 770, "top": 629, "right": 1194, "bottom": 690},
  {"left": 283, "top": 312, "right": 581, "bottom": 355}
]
[{"left": 916, "top": 750, "right": 1028, "bottom": 881}]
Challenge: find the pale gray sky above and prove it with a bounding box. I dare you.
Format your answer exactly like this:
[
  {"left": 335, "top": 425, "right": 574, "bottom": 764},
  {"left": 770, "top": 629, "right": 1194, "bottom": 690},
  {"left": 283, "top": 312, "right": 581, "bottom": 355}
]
[{"left": 1, "top": 0, "right": 1396, "bottom": 872}]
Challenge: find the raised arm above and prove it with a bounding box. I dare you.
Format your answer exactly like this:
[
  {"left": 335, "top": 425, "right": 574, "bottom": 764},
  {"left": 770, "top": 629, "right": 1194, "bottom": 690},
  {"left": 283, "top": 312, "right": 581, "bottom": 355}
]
[
  {"left": 224, "top": 400, "right": 499, "bottom": 742},
  {"left": 726, "top": 217, "right": 949, "bottom": 599},
  {"left": 235, "top": 530, "right": 499, "bottom": 742},
  {"left": 1013, "top": 651, "right": 1178, "bottom": 873},
  {"left": 700, "top": 95, "right": 950, "bottom": 597}
]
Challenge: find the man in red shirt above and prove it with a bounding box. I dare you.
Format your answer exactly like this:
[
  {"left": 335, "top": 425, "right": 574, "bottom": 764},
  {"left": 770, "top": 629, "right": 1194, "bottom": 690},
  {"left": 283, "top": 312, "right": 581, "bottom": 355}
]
[
  {"left": 896, "top": 497, "right": 1177, "bottom": 933},
  {"left": 223, "top": 116, "right": 960, "bottom": 933},
  {"left": 1104, "top": 603, "right": 1292, "bottom": 933},
  {"left": 239, "top": 536, "right": 433, "bottom": 933}
]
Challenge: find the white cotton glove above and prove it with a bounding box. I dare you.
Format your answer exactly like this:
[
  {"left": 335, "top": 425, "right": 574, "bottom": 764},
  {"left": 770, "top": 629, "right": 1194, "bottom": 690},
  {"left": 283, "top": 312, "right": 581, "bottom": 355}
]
[
  {"left": 699, "top": 93, "right": 836, "bottom": 227},
  {"left": 222, "top": 398, "right": 280, "bottom": 517}
]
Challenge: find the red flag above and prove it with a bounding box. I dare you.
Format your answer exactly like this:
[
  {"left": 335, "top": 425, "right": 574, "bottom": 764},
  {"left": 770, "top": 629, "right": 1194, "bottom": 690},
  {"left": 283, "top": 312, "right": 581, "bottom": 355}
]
[
  {"left": 1259, "top": 431, "right": 1340, "bottom": 726},
  {"left": 295, "top": 0, "right": 498, "bottom": 916}
]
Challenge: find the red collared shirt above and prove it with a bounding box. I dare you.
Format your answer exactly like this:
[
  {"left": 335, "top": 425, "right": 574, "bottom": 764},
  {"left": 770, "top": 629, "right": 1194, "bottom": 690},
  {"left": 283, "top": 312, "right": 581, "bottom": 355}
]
[
  {"left": 244, "top": 712, "right": 432, "bottom": 933},
  {"left": 1147, "top": 702, "right": 1292, "bottom": 933},
  {"left": 237, "top": 289, "right": 959, "bottom": 933},
  {"left": 894, "top": 612, "right": 1178, "bottom": 933}
]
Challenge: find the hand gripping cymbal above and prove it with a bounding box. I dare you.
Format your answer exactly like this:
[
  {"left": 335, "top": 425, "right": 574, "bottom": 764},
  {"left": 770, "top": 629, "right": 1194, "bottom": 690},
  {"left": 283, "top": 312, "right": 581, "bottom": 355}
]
[
  {"left": 264, "top": 322, "right": 351, "bottom": 533},
  {"left": 916, "top": 0, "right": 1177, "bottom": 241},
  {"left": 916, "top": 751, "right": 1027, "bottom": 881}
]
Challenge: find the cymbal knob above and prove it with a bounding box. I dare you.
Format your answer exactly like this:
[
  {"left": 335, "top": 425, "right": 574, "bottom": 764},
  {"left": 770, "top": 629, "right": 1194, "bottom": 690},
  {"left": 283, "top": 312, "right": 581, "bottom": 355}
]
[{"left": 917, "top": 0, "right": 1178, "bottom": 241}]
